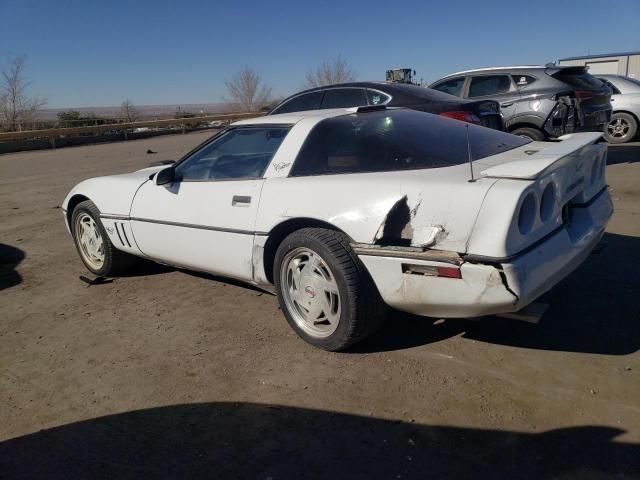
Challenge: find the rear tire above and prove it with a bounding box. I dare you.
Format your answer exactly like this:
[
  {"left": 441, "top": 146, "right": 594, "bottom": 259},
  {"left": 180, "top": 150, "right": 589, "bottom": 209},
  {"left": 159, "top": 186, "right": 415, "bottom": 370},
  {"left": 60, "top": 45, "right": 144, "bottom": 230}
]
[
  {"left": 71, "top": 200, "right": 137, "bottom": 276},
  {"left": 604, "top": 112, "right": 637, "bottom": 144},
  {"left": 511, "top": 127, "right": 546, "bottom": 141},
  {"left": 274, "top": 228, "right": 385, "bottom": 351}
]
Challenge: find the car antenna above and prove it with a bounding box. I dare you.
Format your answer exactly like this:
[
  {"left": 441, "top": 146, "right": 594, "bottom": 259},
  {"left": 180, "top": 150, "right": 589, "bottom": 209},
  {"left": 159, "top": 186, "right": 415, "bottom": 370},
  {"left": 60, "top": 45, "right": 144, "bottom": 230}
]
[{"left": 466, "top": 124, "right": 476, "bottom": 183}]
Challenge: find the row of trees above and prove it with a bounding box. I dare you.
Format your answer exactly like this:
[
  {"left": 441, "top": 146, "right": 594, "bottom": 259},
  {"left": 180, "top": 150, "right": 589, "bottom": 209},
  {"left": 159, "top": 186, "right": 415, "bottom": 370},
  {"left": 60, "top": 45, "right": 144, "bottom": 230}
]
[
  {"left": 1, "top": 54, "right": 357, "bottom": 131},
  {"left": 224, "top": 55, "right": 357, "bottom": 112}
]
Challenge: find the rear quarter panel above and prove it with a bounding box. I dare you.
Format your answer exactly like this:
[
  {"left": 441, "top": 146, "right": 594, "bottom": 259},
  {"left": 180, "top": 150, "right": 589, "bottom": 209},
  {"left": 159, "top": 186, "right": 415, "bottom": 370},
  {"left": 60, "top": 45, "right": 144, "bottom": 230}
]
[{"left": 255, "top": 166, "right": 497, "bottom": 253}]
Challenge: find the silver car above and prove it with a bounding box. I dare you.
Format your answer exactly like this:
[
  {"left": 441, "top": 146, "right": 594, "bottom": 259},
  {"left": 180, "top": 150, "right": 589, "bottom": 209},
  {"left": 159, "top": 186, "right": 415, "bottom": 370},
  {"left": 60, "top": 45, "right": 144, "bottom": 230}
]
[{"left": 598, "top": 74, "right": 640, "bottom": 143}]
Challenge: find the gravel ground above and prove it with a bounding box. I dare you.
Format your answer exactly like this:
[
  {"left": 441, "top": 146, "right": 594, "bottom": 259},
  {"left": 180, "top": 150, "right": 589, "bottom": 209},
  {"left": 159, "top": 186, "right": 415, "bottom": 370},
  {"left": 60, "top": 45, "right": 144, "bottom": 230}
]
[{"left": 1, "top": 134, "right": 639, "bottom": 479}]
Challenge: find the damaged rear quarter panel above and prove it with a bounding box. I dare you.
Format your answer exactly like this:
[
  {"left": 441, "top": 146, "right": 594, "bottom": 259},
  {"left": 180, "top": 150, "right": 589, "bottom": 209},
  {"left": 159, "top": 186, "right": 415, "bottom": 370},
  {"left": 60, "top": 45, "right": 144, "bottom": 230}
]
[
  {"left": 254, "top": 165, "right": 498, "bottom": 253},
  {"left": 358, "top": 255, "right": 518, "bottom": 318}
]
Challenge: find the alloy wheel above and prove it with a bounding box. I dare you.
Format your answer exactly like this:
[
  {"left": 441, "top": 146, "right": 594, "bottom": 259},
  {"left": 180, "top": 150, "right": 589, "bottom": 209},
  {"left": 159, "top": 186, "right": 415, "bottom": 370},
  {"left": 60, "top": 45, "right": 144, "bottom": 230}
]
[
  {"left": 280, "top": 247, "right": 341, "bottom": 338},
  {"left": 75, "top": 213, "right": 105, "bottom": 270}
]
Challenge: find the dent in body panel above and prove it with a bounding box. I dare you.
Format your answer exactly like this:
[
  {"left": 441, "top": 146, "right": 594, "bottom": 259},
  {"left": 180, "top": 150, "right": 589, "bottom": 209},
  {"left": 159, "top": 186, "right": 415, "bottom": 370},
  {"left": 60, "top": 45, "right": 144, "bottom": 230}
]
[{"left": 373, "top": 194, "right": 448, "bottom": 248}]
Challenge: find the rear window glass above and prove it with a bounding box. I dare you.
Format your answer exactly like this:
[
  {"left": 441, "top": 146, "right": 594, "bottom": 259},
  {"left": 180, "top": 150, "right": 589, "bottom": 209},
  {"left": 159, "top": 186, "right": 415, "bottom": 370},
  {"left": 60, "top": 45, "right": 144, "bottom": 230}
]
[
  {"left": 553, "top": 70, "right": 604, "bottom": 89},
  {"left": 271, "top": 91, "right": 323, "bottom": 114},
  {"left": 290, "top": 109, "right": 529, "bottom": 177},
  {"left": 468, "top": 75, "right": 512, "bottom": 97}
]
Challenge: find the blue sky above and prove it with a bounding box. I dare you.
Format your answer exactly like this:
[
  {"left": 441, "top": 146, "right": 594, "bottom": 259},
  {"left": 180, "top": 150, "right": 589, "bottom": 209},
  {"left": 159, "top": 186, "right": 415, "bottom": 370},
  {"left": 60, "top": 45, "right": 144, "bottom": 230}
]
[{"left": 1, "top": 0, "right": 638, "bottom": 108}]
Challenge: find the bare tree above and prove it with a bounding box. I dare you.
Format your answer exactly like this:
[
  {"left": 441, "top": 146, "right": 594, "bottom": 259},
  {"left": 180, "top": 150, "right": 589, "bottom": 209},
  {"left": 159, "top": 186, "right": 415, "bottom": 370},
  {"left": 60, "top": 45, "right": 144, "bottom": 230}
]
[
  {"left": 224, "top": 66, "right": 272, "bottom": 112},
  {"left": 120, "top": 99, "right": 140, "bottom": 123},
  {"left": 0, "top": 54, "right": 46, "bottom": 131},
  {"left": 304, "top": 56, "right": 357, "bottom": 88}
]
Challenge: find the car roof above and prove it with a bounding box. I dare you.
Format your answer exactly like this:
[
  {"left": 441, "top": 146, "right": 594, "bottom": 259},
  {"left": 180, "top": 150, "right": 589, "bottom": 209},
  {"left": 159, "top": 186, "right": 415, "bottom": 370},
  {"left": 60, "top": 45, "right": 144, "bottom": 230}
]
[
  {"left": 232, "top": 108, "right": 359, "bottom": 126},
  {"left": 429, "top": 65, "right": 593, "bottom": 86},
  {"left": 269, "top": 81, "right": 463, "bottom": 114},
  {"left": 440, "top": 65, "right": 546, "bottom": 77},
  {"left": 276, "top": 81, "right": 403, "bottom": 97}
]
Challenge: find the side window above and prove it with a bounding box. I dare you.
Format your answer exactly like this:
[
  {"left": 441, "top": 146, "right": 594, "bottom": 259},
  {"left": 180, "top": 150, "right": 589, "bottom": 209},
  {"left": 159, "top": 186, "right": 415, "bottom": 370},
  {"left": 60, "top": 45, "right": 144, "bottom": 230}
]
[
  {"left": 321, "top": 88, "right": 368, "bottom": 109},
  {"left": 468, "top": 75, "right": 512, "bottom": 97},
  {"left": 176, "top": 127, "right": 289, "bottom": 181},
  {"left": 271, "top": 91, "right": 323, "bottom": 114},
  {"left": 431, "top": 77, "right": 465, "bottom": 97},
  {"left": 512, "top": 75, "right": 537, "bottom": 87},
  {"left": 366, "top": 89, "right": 391, "bottom": 105}
]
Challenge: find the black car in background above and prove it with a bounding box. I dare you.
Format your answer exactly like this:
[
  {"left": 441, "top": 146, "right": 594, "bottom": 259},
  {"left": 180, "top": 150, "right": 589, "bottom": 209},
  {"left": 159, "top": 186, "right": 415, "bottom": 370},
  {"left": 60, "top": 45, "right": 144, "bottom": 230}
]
[
  {"left": 429, "top": 66, "right": 612, "bottom": 141},
  {"left": 268, "top": 82, "right": 504, "bottom": 131}
]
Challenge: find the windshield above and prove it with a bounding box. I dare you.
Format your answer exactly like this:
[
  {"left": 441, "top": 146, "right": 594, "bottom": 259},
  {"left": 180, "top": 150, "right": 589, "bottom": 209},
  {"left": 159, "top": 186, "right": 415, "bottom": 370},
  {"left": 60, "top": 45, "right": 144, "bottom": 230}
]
[{"left": 290, "top": 109, "right": 529, "bottom": 176}]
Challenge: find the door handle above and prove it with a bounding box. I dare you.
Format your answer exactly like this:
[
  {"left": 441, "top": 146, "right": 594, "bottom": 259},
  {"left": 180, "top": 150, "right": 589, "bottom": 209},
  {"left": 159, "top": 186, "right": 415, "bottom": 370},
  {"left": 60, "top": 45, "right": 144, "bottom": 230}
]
[
  {"left": 232, "top": 195, "right": 252, "bottom": 206},
  {"left": 500, "top": 102, "right": 514, "bottom": 107}
]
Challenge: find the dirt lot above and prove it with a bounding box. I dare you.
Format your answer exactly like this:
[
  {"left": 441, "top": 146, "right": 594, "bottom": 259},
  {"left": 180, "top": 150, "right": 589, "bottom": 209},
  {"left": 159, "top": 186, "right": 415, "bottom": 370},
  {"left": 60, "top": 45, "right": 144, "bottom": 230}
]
[{"left": 1, "top": 134, "right": 639, "bottom": 479}]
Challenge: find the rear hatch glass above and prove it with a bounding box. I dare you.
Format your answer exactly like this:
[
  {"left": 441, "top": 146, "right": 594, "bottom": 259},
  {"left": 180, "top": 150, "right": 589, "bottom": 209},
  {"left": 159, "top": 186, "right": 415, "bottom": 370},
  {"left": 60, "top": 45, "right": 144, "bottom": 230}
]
[
  {"left": 290, "top": 109, "right": 529, "bottom": 176},
  {"left": 551, "top": 68, "right": 605, "bottom": 90}
]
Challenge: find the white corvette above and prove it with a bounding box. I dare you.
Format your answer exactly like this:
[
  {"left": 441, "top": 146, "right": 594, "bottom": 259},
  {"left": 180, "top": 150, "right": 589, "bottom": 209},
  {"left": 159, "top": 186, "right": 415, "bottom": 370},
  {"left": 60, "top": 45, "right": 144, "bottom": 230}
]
[{"left": 63, "top": 107, "right": 613, "bottom": 350}]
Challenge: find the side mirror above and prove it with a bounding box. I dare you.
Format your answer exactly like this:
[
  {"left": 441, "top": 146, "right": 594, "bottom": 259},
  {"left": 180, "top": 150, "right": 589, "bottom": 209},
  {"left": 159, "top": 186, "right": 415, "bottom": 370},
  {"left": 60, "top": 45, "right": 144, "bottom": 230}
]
[{"left": 155, "top": 166, "right": 176, "bottom": 186}]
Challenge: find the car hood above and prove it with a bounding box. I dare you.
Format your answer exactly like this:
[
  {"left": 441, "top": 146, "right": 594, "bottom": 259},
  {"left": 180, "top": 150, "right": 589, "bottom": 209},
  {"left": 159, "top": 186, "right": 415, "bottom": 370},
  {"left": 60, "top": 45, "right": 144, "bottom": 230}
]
[{"left": 63, "top": 165, "right": 166, "bottom": 216}]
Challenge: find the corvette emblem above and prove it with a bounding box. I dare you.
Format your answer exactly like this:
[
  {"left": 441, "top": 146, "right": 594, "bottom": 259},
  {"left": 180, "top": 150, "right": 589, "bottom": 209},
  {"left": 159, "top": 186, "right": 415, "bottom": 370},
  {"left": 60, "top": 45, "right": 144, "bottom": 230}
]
[{"left": 304, "top": 286, "right": 316, "bottom": 298}]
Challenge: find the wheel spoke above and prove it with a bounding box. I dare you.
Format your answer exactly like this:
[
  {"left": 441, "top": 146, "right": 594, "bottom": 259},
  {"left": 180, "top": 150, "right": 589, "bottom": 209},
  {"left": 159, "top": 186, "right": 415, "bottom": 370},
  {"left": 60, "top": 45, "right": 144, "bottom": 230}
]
[
  {"left": 320, "top": 292, "right": 339, "bottom": 325},
  {"left": 306, "top": 300, "right": 322, "bottom": 321},
  {"left": 315, "top": 276, "right": 339, "bottom": 295}
]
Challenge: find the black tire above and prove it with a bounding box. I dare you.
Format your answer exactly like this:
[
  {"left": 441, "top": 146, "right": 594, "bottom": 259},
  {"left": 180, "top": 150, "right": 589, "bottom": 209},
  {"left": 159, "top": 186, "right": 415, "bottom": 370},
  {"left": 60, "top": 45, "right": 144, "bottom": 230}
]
[
  {"left": 511, "top": 127, "right": 546, "bottom": 141},
  {"left": 604, "top": 112, "right": 638, "bottom": 144},
  {"left": 71, "top": 200, "right": 137, "bottom": 276},
  {"left": 274, "top": 228, "right": 385, "bottom": 351}
]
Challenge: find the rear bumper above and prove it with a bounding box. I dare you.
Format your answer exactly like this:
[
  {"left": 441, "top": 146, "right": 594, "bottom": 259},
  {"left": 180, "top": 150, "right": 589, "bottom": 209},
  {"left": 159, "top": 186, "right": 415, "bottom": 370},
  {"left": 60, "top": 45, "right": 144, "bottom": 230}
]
[{"left": 356, "top": 189, "right": 613, "bottom": 318}]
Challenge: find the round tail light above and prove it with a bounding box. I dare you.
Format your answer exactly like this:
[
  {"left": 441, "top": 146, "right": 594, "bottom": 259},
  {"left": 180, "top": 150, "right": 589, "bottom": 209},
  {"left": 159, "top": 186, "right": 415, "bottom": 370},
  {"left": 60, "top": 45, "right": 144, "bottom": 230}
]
[
  {"left": 518, "top": 192, "right": 537, "bottom": 235},
  {"left": 540, "top": 183, "right": 556, "bottom": 222}
]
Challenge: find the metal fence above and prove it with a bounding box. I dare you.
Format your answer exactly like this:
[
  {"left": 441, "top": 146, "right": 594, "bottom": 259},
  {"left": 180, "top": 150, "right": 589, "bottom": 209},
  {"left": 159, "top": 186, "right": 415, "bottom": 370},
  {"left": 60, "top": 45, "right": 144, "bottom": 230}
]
[{"left": 0, "top": 112, "right": 263, "bottom": 149}]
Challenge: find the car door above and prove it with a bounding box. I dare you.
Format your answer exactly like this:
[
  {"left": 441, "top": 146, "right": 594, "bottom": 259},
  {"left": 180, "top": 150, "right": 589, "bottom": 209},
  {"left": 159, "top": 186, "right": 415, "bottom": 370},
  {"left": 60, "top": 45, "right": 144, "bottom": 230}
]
[
  {"left": 270, "top": 91, "right": 324, "bottom": 114},
  {"left": 430, "top": 76, "right": 466, "bottom": 97},
  {"left": 465, "top": 74, "right": 520, "bottom": 120},
  {"left": 129, "top": 126, "right": 290, "bottom": 281},
  {"left": 320, "top": 88, "right": 368, "bottom": 109}
]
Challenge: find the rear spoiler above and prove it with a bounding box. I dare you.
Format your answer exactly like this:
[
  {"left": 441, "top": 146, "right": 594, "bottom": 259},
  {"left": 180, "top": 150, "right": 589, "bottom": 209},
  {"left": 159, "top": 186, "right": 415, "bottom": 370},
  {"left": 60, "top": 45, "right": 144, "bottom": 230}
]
[
  {"left": 479, "top": 132, "right": 603, "bottom": 180},
  {"left": 544, "top": 65, "right": 588, "bottom": 77}
]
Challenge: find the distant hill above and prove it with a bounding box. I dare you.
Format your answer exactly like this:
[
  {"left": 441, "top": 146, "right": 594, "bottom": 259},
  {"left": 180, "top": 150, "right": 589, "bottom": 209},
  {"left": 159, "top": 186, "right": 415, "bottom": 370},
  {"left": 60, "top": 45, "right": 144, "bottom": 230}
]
[{"left": 34, "top": 103, "right": 229, "bottom": 121}]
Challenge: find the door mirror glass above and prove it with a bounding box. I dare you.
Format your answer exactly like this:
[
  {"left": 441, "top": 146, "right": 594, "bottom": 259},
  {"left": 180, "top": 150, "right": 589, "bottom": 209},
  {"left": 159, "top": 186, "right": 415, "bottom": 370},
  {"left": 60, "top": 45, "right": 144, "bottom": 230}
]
[{"left": 155, "top": 166, "right": 176, "bottom": 185}]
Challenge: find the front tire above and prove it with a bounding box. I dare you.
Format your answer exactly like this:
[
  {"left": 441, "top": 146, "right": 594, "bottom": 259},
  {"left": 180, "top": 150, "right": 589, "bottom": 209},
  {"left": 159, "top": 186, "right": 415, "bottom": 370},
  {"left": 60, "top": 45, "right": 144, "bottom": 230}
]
[
  {"left": 71, "top": 200, "right": 137, "bottom": 276},
  {"left": 274, "top": 228, "right": 385, "bottom": 351},
  {"left": 511, "top": 127, "right": 546, "bottom": 141},
  {"left": 604, "top": 112, "right": 637, "bottom": 144}
]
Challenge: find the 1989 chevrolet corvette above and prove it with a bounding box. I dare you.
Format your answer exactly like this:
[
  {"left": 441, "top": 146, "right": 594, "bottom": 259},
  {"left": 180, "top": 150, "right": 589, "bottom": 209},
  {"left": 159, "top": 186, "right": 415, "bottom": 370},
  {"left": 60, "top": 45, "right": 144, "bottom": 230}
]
[{"left": 63, "top": 107, "right": 613, "bottom": 350}]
